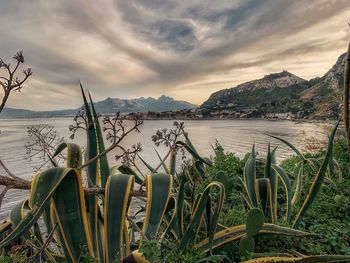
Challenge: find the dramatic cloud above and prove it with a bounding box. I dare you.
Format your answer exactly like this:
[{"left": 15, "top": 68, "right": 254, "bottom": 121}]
[{"left": 0, "top": 0, "right": 349, "bottom": 110}]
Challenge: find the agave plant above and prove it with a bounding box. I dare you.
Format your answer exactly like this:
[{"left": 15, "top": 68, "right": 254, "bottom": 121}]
[
  {"left": 0, "top": 86, "right": 172, "bottom": 263},
  {"left": 0, "top": 84, "right": 347, "bottom": 262},
  {"left": 242, "top": 121, "right": 339, "bottom": 228},
  {"left": 0, "top": 85, "right": 316, "bottom": 263}
]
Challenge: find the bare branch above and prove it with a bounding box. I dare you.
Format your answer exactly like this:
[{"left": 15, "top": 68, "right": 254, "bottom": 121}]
[
  {"left": 29, "top": 223, "right": 58, "bottom": 261},
  {"left": 69, "top": 108, "right": 88, "bottom": 140},
  {"left": 0, "top": 51, "right": 32, "bottom": 113},
  {"left": 78, "top": 112, "right": 143, "bottom": 170},
  {"left": 25, "top": 124, "right": 65, "bottom": 171},
  {"left": 151, "top": 121, "right": 187, "bottom": 171},
  {"left": 0, "top": 164, "right": 147, "bottom": 198},
  {"left": 0, "top": 159, "right": 24, "bottom": 181}
]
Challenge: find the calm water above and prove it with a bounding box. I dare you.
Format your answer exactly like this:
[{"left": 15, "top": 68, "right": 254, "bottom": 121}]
[{"left": 0, "top": 118, "right": 332, "bottom": 219}]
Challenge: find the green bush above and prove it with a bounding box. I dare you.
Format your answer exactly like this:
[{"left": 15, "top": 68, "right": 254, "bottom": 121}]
[
  {"left": 255, "top": 178, "right": 350, "bottom": 255},
  {"left": 212, "top": 138, "right": 350, "bottom": 256}
]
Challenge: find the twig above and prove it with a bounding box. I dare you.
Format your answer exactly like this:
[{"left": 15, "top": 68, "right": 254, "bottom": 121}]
[
  {"left": 126, "top": 215, "right": 148, "bottom": 240},
  {"left": 29, "top": 223, "right": 58, "bottom": 261},
  {"left": 0, "top": 51, "right": 32, "bottom": 113}
]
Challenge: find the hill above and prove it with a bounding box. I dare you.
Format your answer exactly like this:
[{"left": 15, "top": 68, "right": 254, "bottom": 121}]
[{"left": 200, "top": 53, "right": 346, "bottom": 119}]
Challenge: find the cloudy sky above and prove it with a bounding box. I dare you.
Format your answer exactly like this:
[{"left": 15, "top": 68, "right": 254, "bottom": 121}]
[{"left": 0, "top": 0, "right": 349, "bottom": 110}]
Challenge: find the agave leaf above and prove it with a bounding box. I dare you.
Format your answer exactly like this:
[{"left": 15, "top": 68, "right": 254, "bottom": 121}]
[
  {"left": 176, "top": 141, "right": 212, "bottom": 166},
  {"left": 269, "top": 135, "right": 319, "bottom": 173},
  {"left": 80, "top": 84, "right": 98, "bottom": 187},
  {"left": 9, "top": 200, "right": 42, "bottom": 248},
  {"left": 256, "top": 178, "right": 270, "bottom": 216},
  {"left": 162, "top": 197, "right": 178, "bottom": 239},
  {"left": 242, "top": 255, "right": 350, "bottom": 263},
  {"left": 9, "top": 199, "right": 47, "bottom": 255},
  {"left": 292, "top": 164, "right": 303, "bottom": 206},
  {"left": 88, "top": 91, "right": 110, "bottom": 188},
  {"left": 169, "top": 150, "right": 176, "bottom": 176},
  {"left": 196, "top": 224, "right": 310, "bottom": 253},
  {"left": 52, "top": 142, "right": 82, "bottom": 168},
  {"left": 179, "top": 182, "right": 225, "bottom": 250},
  {"left": 183, "top": 132, "right": 197, "bottom": 153},
  {"left": 293, "top": 120, "right": 339, "bottom": 228},
  {"left": 264, "top": 143, "right": 272, "bottom": 179},
  {"left": 176, "top": 174, "right": 186, "bottom": 239},
  {"left": 31, "top": 169, "right": 53, "bottom": 236},
  {"left": 0, "top": 168, "right": 77, "bottom": 249},
  {"left": 50, "top": 204, "right": 74, "bottom": 261},
  {"left": 205, "top": 195, "right": 211, "bottom": 238},
  {"left": 48, "top": 154, "right": 58, "bottom": 167},
  {"left": 10, "top": 200, "right": 29, "bottom": 228},
  {"left": 271, "top": 164, "right": 292, "bottom": 222},
  {"left": 110, "top": 165, "right": 144, "bottom": 185},
  {"left": 244, "top": 145, "right": 259, "bottom": 207},
  {"left": 138, "top": 154, "right": 157, "bottom": 173},
  {"left": 270, "top": 145, "right": 278, "bottom": 223},
  {"left": 123, "top": 221, "right": 131, "bottom": 256},
  {"left": 51, "top": 169, "right": 93, "bottom": 262},
  {"left": 141, "top": 173, "right": 173, "bottom": 240},
  {"left": 80, "top": 84, "right": 99, "bottom": 255},
  {"left": 195, "top": 225, "right": 245, "bottom": 252},
  {"left": 104, "top": 174, "right": 134, "bottom": 263},
  {"left": 0, "top": 221, "right": 12, "bottom": 235},
  {"left": 42, "top": 204, "right": 53, "bottom": 236},
  {"left": 208, "top": 183, "right": 225, "bottom": 252},
  {"left": 194, "top": 160, "right": 206, "bottom": 178},
  {"left": 269, "top": 135, "right": 306, "bottom": 161}
]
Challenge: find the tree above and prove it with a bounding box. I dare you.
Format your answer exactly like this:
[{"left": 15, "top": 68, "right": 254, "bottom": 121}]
[{"left": 0, "top": 51, "right": 32, "bottom": 113}]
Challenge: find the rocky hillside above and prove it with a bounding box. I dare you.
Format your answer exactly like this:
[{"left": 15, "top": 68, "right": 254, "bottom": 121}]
[
  {"left": 201, "top": 53, "right": 346, "bottom": 119},
  {"left": 298, "top": 53, "right": 345, "bottom": 118}
]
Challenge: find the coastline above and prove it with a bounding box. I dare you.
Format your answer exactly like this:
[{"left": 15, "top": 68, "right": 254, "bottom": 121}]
[{"left": 0, "top": 115, "right": 336, "bottom": 124}]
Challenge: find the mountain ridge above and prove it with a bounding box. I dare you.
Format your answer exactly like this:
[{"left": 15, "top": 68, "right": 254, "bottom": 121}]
[{"left": 0, "top": 95, "right": 197, "bottom": 118}]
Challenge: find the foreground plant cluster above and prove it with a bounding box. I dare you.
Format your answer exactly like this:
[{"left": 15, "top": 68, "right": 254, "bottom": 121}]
[{"left": 0, "top": 87, "right": 349, "bottom": 263}]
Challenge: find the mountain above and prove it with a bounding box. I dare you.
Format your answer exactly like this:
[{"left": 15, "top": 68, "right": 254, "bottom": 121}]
[
  {"left": 0, "top": 95, "right": 197, "bottom": 118},
  {"left": 201, "top": 71, "right": 309, "bottom": 109},
  {"left": 298, "top": 53, "right": 345, "bottom": 117},
  {"left": 92, "top": 95, "right": 196, "bottom": 113},
  {"left": 201, "top": 53, "right": 346, "bottom": 119},
  {"left": 1, "top": 108, "right": 76, "bottom": 118}
]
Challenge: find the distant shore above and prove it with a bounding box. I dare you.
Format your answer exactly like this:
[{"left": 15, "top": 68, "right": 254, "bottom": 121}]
[{"left": 0, "top": 115, "right": 336, "bottom": 123}]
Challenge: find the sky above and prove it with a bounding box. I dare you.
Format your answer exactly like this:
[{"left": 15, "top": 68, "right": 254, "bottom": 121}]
[{"left": 0, "top": 0, "right": 349, "bottom": 110}]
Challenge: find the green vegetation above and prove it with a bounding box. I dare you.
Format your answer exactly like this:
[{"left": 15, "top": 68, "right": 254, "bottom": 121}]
[
  {"left": 202, "top": 137, "right": 350, "bottom": 260},
  {"left": 0, "top": 87, "right": 350, "bottom": 263}
]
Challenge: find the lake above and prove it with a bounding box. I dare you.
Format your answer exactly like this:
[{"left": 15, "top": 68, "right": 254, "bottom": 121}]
[{"left": 0, "top": 118, "right": 333, "bottom": 219}]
